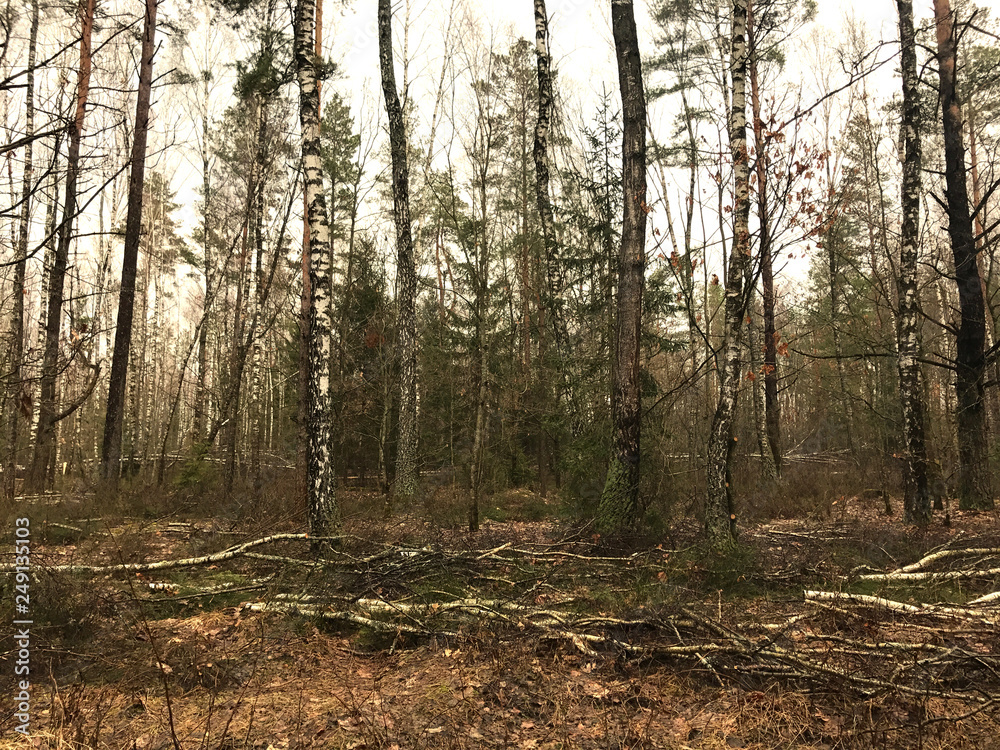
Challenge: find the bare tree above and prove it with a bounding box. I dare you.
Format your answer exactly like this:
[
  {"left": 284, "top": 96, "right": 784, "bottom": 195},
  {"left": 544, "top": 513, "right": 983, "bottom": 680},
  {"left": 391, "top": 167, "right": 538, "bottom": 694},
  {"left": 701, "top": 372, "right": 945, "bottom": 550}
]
[
  {"left": 705, "top": 0, "right": 750, "bottom": 550},
  {"left": 5, "top": 0, "right": 39, "bottom": 500},
  {"left": 532, "top": 0, "right": 569, "bottom": 368},
  {"left": 933, "top": 0, "right": 992, "bottom": 510},
  {"left": 378, "top": 0, "right": 419, "bottom": 508},
  {"left": 26, "top": 0, "right": 97, "bottom": 492},
  {"left": 747, "top": 0, "right": 779, "bottom": 480},
  {"left": 101, "top": 0, "right": 160, "bottom": 486},
  {"left": 295, "top": 0, "right": 339, "bottom": 540},
  {"left": 596, "top": 0, "right": 647, "bottom": 533},
  {"left": 895, "top": 0, "right": 933, "bottom": 523}
]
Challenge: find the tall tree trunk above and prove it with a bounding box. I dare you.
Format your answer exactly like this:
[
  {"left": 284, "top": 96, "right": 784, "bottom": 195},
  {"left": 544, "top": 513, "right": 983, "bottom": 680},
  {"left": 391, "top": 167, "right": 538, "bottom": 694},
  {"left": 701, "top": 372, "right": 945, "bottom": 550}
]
[
  {"left": 101, "top": 0, "right": 158, "bottom": 486},
  {"left": 896, "top": 0, "right": 934, "bottom": 523},
  {"left": 298, "top": 0, "right": 322, "bottom": 502},
  {"left": 967, "top": 110, "right": 1000, "bottom": 437},
  {"left": 828, "top": 236, "right": 857, "bottom": 458},
  {"left": 532, "top": 0, "right": 563, "bottom": 497},
  {"left": 296, "top": 0, "right": 340, "bottom": 542},
  {"left": 29, "top": 148, "right": 65, "bottom": 455},
  {"left": 225, "top": 144, "right": 255, "bottom": 493},
  {"left": 5, "top": 0, "right": 39, "bottom": 500},
  {"left": 378, "top": 0, "right": 419, "bottom": 508},
  {"left": 249, "top": 166, "right": 266, "bottom": 492},
  {"left": 26, "top": 0, "right": 96, "bottom": 493},
  {"left": 933, "top": 0, "right": 992, "bottom": 510},
  {"left": 533, "top": 0, "right": 570, "bottom": 376},
  {"left": 747, "top": 307, "right": 777, "bottom": 481},
  {"left": 705, "top": 0, "right": 751, "bottom": 550},
  {"left": 469, "top": 292, "right": 488, "bottom": 532},
  {"left": 193, "top": 73, "right": 212, "bottom": 447},
  {"left": 596, "top": 0, "right": 647, "bottom": 533},
  {"left": 747, "top": 0, "right": 780, "bottom": 478}
]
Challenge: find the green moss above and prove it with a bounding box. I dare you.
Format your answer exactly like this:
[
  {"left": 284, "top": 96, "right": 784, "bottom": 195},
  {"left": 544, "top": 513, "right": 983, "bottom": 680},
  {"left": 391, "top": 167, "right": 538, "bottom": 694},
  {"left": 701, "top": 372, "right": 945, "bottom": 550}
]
[{"left": 596, "top": 455, "right": 640, "bottom": 533}]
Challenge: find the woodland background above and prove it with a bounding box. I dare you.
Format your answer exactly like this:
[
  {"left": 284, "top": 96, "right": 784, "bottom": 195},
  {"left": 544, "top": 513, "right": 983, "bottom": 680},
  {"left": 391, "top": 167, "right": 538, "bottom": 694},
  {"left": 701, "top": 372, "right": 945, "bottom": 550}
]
[
  {"left": 3, "top": 0, "right": 1000, "bottom": 747},
  {"left": 1, "top": 0, "right": 999, "bottom": 552}
]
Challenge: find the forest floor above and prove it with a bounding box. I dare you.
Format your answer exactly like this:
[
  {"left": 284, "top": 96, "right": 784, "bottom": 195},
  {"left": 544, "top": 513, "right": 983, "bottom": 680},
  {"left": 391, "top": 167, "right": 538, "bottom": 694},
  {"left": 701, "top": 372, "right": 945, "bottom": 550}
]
[{"left": 2, "top": 487, "right": 1000, "bottom": 749}]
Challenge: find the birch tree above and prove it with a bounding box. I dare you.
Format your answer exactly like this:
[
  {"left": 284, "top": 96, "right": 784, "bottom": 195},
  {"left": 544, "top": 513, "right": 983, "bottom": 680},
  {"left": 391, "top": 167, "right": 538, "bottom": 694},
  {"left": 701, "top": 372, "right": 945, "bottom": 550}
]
[
  {"left": 5, "top": 0, "right": 39, "bottom": 500},
  {"left": 295, "top": 0, "right": 339, "bottom": 539},
  {"left": 532, "top": 0, "right": 569, "bottom": 371},
  {"left": 705, "top": 0, "right": 750, "bottom": 550},
  {"left": 894, "top": 0, "right": 933, "bottom": 523}
]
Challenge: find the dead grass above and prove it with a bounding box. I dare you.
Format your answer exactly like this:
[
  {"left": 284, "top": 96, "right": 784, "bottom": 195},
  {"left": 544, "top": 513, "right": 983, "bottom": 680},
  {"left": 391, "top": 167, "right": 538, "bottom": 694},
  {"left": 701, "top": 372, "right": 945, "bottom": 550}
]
[{"left": 1, "top": 488, "right": 998, "bottom": 749}]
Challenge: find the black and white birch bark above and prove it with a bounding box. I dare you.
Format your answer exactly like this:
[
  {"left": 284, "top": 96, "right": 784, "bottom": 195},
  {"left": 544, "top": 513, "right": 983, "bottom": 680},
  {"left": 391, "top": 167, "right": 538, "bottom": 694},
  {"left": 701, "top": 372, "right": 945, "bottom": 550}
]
[
  {"left": 296, "top": 0, "right": 340, "bottom": 539},
  {"left": 193, "top": 70, "right": 213, "bottom": 447},
  {"left": 895, "top": 0, "right": 934, "bottom": 523},
  {"left": 705, "top": 0, "right": 750, "bottom": 550},
  {"left": 532, "top": 0, "right": 570, "bottom": 371},
  {"left": 5, "top": 0, "right": 39, "bottom": 500}
]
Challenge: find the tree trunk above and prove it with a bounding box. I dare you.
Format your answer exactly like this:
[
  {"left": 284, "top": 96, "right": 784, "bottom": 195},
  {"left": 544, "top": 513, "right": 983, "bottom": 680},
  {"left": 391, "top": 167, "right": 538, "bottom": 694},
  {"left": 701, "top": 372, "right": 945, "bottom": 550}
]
[
  {"left": 895, "top": 0, "right": 934, "bottom": 523},
  {"left": 296, "top": 0, "right": 340, "bottom": 541},
  {"left": 249, "top": 165, "right": 266, "bottom": 492},
  {"left": 747, "top": 0, "right": 780, "bottom": 477},
  {"left": 469, "top": 308, "right": 488, "bottom": 532},
  {"left": 532, "top": 0, "right": 562, "bottom": 498},
  {"left": 827, "top": 231, "right": 858, "bottom": 458},
  {"left": 596, "top": 0, "right": 647, "bottom": 533},
  {"left": 933, "top": 0, "right": 992, "bottom": 510},
  {"left": 705, "top": 0, "right": 751, "bottom": 550},
  {"left": 747, "top": 307, "right": 778, "bottom": 481},
  {"left": 533, "top": 0, "right": 570, "bottom": 371},
  {"left": 5, "top": 0, "right": 39, "bottom": 500},
  {"left": 967, "top": 110, "right": 1000, "bottom": 439},
  {"left": 193, "top": 73, "right": 212, "bottom": 447},
  {"left": 26, "top": 0, "right": 96, "bottom": 493},
  {"left": 378, "top": 0, "right": 419, "bottom": 508},
  {"left": 100, "top": 0, "right": 158, "bottom": 485}
]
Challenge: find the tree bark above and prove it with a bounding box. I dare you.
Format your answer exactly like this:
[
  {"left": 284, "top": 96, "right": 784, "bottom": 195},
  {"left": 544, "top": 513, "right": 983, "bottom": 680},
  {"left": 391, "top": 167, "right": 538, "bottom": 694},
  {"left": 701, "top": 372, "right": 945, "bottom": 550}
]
[
  {"left": 747, "top": 307, "right": 777, "bottom": 481},
  {"left": 296, "top": 0, "right": 340, "bottom": 541},
  {"left": 747, "top": 0, "right": 780, "bottom": 478},
  {"left": 827, "top": 227, "right": 857, "bottom": 458},
  {"left": 26, "top": 0, "right": 96, "bottom": 493},
  {"left": 895, "top": 0, "right": 934, "bottom": 523},
  {"left": 532, "top": 0, "right": 562, "bottom": 499},
  {"left": 378, "top": 0, "right": 419, "bottom": 508},
  {"left": 101, "top": 0, "right": 158, "bottom": 486},
  {"left": 596, "top": 0, "right": 647, "bottom": 533},
  {"left": 5, "top": 0, "right": 39, "bottom": 500},
  {"left": 705, "top": 0, "right": 751, "bottom": 550},
  {"left": 933, "top": 0, "right": 992, "bottom": 510},
  {"left": 533, "top": 0, "right": 570, "bottom": 371},
  {"left": 193, "top": 71, "right": 213, "bottom": 447}
]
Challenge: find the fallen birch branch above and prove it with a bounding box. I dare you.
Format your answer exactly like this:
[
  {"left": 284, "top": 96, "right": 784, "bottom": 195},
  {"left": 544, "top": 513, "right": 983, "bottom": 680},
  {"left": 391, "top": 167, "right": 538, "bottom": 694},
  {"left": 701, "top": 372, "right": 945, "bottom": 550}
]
[
  {"left": 804, "top": 590, "right": 998, "bottom": 623},
  {"left": 0, "top": 533, "right": 342, "bottom": 574},
  {"left": 855, "top": 566, "right": 1000, "bottom": 583}
]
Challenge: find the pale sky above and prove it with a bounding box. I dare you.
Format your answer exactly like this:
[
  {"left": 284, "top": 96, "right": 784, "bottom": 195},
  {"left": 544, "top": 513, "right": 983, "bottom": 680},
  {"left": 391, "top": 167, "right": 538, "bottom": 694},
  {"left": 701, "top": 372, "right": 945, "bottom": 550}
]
[{"left": 166, "top": 0, "right": 1000, "bottom": 261}]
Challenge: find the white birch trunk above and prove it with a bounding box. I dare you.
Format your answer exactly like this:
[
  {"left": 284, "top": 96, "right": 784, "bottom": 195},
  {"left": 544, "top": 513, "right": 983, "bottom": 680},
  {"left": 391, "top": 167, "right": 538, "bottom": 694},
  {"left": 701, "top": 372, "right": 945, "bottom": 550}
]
[
  {"left": 296, "top": 0, "right": 339, "bottom": 540},
  {"left": 705, "top": 0, "right": 750, "bottom": 550}
]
